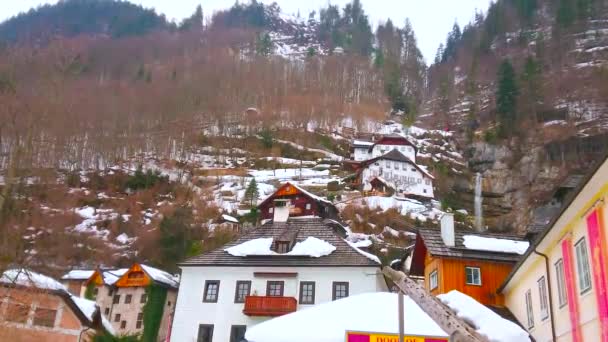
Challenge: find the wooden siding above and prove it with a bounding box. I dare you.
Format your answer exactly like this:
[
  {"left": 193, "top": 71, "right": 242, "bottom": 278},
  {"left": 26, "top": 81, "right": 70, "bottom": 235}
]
[
  {"left": 114, "top": 264, "right": 151, "bottom": 288},
  {"left": 425, "top": 257, "right": 514, "bottom": 306}
]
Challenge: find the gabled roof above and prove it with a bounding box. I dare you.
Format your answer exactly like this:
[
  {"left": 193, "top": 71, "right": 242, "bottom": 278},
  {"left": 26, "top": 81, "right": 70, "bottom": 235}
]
[
  {"left": 363, "top": 150, "right": 434, "bottom": 179},
  {"left": 180, "top": 217, "right": 380, "bottom": 267},
  {"left": 368, "top": 134, "right": 418, "bottom": 154},
  {"left": 112, "top": 263, "right": 179, "bottom": 289},
  {"left": 258, "top": 182, "right": 333, "bottom": 208},
  {"left": 61, "top": 270, "right": 95, "bottom": 281},
  {"left": 0, "top": 269, "right": 114, "bottom": 335},
  {"left": 414, "top": 228, "right": 526, "bottom": 265}
]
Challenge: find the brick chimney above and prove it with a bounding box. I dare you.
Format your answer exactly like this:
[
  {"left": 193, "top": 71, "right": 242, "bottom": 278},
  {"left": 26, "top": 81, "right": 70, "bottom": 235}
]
[
  {"left": 273, "top": 199, "right": 290, "bottom": 223},
  {"left": 440, "top": 213, "right": 455, "bottom": 247}
]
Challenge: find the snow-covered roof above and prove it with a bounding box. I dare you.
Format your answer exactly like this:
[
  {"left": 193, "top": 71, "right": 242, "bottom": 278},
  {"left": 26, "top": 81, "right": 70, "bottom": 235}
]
[
  {"left": 438, "top": 290, "right": 531, "bottom": 342},
  {"left": 291, "top": 183, "right": 332, "bottom": 204},
  {"left": 462, "top": 235, "right": 529, "bottom": 255},
  {"left": 345, "top": 240, "right": 381, "bottom": 264},
  {"left": 61, "top": 270, "right": 95, "bottom": 281},
  {"left": 352, "top": 139, "right": 374, "bottom": 147},
  {"left": 1, "top": 269, "right": 114, "bottom": 335},
  {"left": 222, "top": 214, "right": 239, "bottom": 223},
  {"left": 182, "top": 217, "right": 379, "bottom": 267},
  {"left": 1, "top": 269, "right": 67, "bottom": 291},
  {"left": 245, "top": 292, "right": 448, "bottom": 342},
  {"left": 224, "top": 237, "right": 336, "bottom": 258},
  {"left": 140, "top": 264, "right": 179, "bottom": 288},
  {"left": 102, "top": 268, "right": 129, "bottom": 285}
]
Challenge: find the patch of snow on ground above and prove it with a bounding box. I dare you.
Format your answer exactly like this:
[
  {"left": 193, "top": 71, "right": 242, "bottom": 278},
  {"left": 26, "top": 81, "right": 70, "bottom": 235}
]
[
  {"left": 245, "top": 292, "right": 448, "bottom": 342},
  {"left": 463, "top": 235, "right": 529, "bottom": 255},
  {"left": 438, "top": 290, "right": 531, "bottom": 342}
]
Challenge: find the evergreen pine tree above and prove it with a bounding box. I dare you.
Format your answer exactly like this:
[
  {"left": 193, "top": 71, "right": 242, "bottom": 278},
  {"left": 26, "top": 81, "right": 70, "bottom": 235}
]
[
  {"left": 244, "top": 179, "right": 259, "bottom": 207},
  {"left": 496, "top": 59, "right": 519, "bottom": 137}
]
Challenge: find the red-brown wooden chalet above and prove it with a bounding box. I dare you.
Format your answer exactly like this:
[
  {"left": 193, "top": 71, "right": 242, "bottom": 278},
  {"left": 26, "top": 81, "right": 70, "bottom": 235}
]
[{"left": 257, "top": 182, "right": 338, "bottom": 220}]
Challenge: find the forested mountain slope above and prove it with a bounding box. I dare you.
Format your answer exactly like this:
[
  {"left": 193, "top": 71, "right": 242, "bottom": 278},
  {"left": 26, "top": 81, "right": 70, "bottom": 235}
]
[{"left": 420, "top": 0, "right": 608, "bottom": 231}]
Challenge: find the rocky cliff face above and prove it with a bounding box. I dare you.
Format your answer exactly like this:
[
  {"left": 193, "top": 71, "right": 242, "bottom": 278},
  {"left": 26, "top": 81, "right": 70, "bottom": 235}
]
[{"left": 420, "top": 1, "right": 608, "bottom": 233}]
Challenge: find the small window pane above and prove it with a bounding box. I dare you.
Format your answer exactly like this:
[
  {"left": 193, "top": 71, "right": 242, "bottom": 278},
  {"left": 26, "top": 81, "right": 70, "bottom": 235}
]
[
  {"left": 538, "top": 276, "right": 549, "bottom": 320},
  {"left": 575, "top": 238, "right": 592, "bottom": 293},
  {"left": 136, "top": 312, "right": 143, "bottom": 329},
  {"left": 429, "top": 270, "right": 438, "bottom": 290},
  {"left": 333, "top": 282, "right": 349, "bottom": 300},
  {"left": 140, "top": 293, "right": 147, "bottom": 303},
  {"left": 113, "top": 294, "right": 120, "bottom": 304},
  {"left": 555, "top": 259, "right": 568, "bottom": 307},
  {"left": 197, "top": 324, "right": 214, "bottom": 342},
  {"left": 125, "top": 294, "right": 132, "bottom": 304},
  {"left": 465, "top": 267, "right": 481, "bottom": 285},
  {"left": 114, "top": 313, "right": 121, "bottom": 322},
  {"left": 204, "top": 281, "right": 220, "bottom": 303},
  {"left": 299, "top": 282, "right": 315, "bottom": 304},
  {"left": 230, "top": 325, "right": 247, "bottom": 342},
  {"left": 120, "top": 320, "right": 126, "bottom": 329},
  {"left": 525, "top": 289, "right": 534, "bottom": 329},
  {"left": 234, "top": 281, "right": 251, "bottom": 303},
  {"left": 267, "top": 281, "right": 284, "bottom": 297},
  {"left": 33, "top": 308, "right": 57, "bottom": 327}
]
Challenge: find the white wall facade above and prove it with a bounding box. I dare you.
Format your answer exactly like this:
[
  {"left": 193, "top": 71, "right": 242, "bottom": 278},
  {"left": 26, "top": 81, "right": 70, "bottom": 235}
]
[
  {"left": 361, "top": 159, "right": 434, "bottom": 198},
  {"left": 171, "top": 265, "right": 386, "bottom": 342},
  {"left": 371, "top": 145, "right": 416, "bottom": 162},
  {"left": 353, "top": 146, "right": 372, "bottom": 161}
]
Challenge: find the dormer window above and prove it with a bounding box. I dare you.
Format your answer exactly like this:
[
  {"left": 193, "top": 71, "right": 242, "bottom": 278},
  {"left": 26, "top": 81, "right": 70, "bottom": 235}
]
[{"left": 276, "top": 242, "right": 290, "bottom": 254}]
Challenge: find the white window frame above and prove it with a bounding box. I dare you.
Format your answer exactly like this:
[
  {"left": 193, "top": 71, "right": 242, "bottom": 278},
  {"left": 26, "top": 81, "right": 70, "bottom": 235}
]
[
  {"left": 525, "top": 289, "right": 534, "bottom": 329},
  {"left": 465, "top": 267, "right": 481, "bottom": 286},
  {"left": 429, "top": 270, "right": 438, "bottom": 290},
  {"left": 538, "top": 276, "right": 549, "bottom": 320},
  {"left": 555, "top": 259, "right": 568, "bottom": 307},
  {"left": 574, "top": 237, "right": 592, "bottom": 294}
]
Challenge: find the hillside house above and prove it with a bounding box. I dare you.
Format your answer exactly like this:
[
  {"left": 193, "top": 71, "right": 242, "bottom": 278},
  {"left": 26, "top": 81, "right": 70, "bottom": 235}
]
[
  {"left": 83, "top": 263, "right": 178, "bottom": 341},
  {"left": 61, "top": 270, "right": 95, "bottom": 297},
  {"left": 0, "top": 269, "right": 113, "bottom": 341},
  {"left": 409, "top": 214, "right": 529, "bottom": 306},
  {"left": 351, "top": 134, "right": 417, "bottom": 162},
  {"left": 257, "top": 182, "right": 338, "bottom": 220},
  {"left": 358, "top": 149, "right": 434, "bottom": 199},
  {"left": 170, "top": 202, "right": 386, "bottom": 342},
  {"left": 499, "top": 155, "right": 608, "bottom": 342}
]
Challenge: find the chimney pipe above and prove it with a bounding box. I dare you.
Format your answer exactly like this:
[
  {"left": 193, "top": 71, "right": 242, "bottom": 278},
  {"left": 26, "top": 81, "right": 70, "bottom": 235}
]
[
  {"left": 273, "top": 199, "right": 290, "bottom": 223},
  {"left": 440, "top": 213, "right": 455, "bottom": 247}
]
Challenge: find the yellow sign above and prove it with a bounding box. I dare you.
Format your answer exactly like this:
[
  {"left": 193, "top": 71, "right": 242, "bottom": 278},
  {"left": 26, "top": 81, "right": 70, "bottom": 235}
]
[{"left": 346, "top": 331, "right": 449, "bottom": 342}]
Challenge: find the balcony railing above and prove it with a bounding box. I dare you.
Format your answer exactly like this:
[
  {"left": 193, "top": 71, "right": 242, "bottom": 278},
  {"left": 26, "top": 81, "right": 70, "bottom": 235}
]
[{"left": 243, "top": 296, "right": 297, "bottom": 317}]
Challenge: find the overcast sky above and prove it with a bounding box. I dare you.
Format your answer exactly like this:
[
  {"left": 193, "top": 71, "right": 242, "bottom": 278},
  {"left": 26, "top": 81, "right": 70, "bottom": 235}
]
[{"left": 1, "top": 0, "right": 492, "bottom": 62}]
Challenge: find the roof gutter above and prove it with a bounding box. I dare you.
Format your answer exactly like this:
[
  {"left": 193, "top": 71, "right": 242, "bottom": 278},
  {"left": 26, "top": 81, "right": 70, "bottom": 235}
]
[{"left": 532, "top": 248, "right": 557, "bottom": 342}]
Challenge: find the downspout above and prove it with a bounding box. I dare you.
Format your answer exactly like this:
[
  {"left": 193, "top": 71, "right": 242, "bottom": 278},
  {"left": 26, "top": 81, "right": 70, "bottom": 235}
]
[{"left": 532, "top": 248, "right": 557, "bottom": 342}]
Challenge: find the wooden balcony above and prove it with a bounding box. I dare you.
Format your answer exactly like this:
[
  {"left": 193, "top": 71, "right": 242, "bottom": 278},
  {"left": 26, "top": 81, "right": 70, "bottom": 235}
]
[{"left": 243, "top": 296, "right": 297, "bottom": 317}]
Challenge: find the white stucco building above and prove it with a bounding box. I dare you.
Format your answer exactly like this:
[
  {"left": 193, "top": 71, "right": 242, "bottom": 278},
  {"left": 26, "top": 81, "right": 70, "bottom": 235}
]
[
  {"left": 351, "top": 135, "right": 417, "bottom": 162},
  {"left": 171, "top": 206, "right": 386, "bottom": 342},
  {"left": 360, "top": 149, "right": 434, "bottom": 199},
  {"left": 349, "top": 134, "right": 434, "bottom": 199}
]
